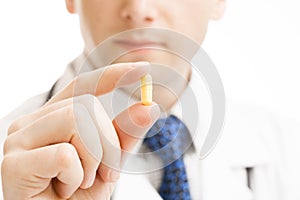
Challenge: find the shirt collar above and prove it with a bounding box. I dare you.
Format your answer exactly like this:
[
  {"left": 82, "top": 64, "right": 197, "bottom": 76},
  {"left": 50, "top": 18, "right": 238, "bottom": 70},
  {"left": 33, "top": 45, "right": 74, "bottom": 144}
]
[{"left": 169, "top": 67, "right": 212, "bottom": 158}]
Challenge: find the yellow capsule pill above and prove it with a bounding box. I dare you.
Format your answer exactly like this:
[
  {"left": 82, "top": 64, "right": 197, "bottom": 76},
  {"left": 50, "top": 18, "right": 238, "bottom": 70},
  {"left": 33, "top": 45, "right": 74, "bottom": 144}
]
[{"left": 140, "top": 74, "right": 152, "bottom": 106}]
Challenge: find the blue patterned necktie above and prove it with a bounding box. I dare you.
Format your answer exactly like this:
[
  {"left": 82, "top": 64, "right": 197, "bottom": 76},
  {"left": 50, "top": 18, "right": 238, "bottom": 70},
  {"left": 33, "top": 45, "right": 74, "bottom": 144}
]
[{"left": 144, "top": 115, "right": 192, "bottom": 200}]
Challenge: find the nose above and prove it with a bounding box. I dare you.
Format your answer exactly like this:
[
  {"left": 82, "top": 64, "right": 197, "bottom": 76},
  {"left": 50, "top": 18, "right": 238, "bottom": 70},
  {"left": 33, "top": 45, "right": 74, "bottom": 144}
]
[{"left": 120, "top": 0, "right": 157, "bottom": 25}]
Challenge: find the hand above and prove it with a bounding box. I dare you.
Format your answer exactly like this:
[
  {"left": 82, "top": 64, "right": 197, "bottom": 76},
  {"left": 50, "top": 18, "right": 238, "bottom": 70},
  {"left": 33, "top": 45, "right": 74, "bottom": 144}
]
[{"left": 1, "top": 62, "right": 160, "bottom": 200}]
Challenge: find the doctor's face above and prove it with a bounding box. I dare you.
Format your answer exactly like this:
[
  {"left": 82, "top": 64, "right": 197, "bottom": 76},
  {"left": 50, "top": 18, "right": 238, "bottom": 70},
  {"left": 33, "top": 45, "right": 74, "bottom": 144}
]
[
  {"left": 66, "top": 0, "right": 225, "bottom": 109},
  {"left": 66, "top": 0, "right": 225, "bottom": 57}
]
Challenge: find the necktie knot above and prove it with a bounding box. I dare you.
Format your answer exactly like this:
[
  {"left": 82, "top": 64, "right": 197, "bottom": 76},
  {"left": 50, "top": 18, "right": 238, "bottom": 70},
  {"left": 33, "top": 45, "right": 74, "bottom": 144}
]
[{"left": 144, "top": 115, "right": 191, "bottom": 164}]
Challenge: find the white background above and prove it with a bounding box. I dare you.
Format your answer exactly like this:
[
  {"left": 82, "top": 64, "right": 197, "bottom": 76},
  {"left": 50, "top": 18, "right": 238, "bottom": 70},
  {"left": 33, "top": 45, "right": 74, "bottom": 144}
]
[{"left": 0, "top": 0, "right": 299, "bottom": 120}]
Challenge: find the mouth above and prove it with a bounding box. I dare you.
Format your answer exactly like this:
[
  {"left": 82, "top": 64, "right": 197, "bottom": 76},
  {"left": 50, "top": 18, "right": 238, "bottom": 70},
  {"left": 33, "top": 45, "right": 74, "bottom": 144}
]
[{"left": 113, "top": 39, "right": 167, "bottom": 51}]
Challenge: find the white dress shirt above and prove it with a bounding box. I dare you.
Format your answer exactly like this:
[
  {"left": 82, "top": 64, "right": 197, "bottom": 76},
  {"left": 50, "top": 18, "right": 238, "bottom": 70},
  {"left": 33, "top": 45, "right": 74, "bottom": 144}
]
[{"left": 1, "top": 55, "right": 300, "bottom": 200}]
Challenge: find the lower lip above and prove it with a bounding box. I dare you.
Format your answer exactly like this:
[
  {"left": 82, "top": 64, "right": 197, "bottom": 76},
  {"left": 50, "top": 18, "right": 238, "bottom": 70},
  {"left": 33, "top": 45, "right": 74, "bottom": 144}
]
[{"left": 114, "top": 41, "right": 165, "bottom": 52}]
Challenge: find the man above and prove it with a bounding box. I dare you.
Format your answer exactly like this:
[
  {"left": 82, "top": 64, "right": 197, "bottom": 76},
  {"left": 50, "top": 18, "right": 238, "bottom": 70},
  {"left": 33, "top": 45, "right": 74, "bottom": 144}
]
[{"left": 1, "top": 0, "right": 299, "bottom": 199}]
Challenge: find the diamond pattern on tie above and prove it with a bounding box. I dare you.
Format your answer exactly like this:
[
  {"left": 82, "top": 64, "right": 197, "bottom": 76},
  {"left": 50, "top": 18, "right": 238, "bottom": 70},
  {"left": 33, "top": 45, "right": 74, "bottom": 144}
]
[{"left": 144, "top": 115, "right": 192, "bottom": 200}]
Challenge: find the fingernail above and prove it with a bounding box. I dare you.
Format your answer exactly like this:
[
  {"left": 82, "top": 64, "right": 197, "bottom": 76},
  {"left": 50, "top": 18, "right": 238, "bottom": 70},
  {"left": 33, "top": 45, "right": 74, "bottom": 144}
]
[
  {"left": 133, "top": 61, "right": 150, "bottom": 67},
  {"left": 150, "top": 104, "right": 161, "bottom": 122},
  {"left": 109, "top": 170, "right": 120, "bottom": 181},
  {"left": 86, "top": 173, "right": 96, "bottom": 188},
  {"left": 81, "top": 172, "right": 96, "bottom": 189},
  {"left": 116, "top": 62, "right": 151, "bottom": 87}
]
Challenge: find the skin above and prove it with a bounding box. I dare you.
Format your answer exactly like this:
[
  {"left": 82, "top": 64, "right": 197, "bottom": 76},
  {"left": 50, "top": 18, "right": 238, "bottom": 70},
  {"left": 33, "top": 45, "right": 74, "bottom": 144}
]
[
  {"left": 1, "top": 0, "right": 225, "bottom": 199},
  {"left": 68, "top": 0, "right": 225, "bottom": 110}
]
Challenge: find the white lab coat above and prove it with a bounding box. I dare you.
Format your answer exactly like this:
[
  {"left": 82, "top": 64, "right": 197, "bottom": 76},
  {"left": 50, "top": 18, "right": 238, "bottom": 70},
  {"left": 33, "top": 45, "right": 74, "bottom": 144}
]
[
  {"left": 0, "top": 56, "right": 299, "bottom": 200},
  {"left": 111, "top": 103, "right": 300, "bottom": 200}
]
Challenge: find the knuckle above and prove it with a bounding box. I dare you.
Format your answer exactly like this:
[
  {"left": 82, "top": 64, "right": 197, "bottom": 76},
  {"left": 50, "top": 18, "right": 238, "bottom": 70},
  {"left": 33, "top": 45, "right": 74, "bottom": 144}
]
[
  {"left": 62, "top": 106, "right": 77, "bottom": 135},
  {"left": 3, "top": 136, "right": 14, "bottom": 155},
  {"left": 65, "top": 103, "right": 92, "bottom": 136},
  {"left": 56, "top": 143, "right": 78, "bottom": 169},
  {"left": 65, "top": 104, "right": 76, "bottom": 121},
  {"left": 1, "top": 155, "right": 11, "bottom": 171},
  {"left": 110, "top": 73, "right": 119, "bottom": 90},
  {"left": 7, "top": 120, "right": 20, "bottom": 135},
  {"left": 106, "top": 183, "right": 116, "bottom": 197},
  {"left": 76, "top": 94, "right": 100, "bottom": 111},
  {"left": 1, "top": 154, "right": 16, "bottom": 177},
  {"left": 80, "top": 94, "right": 97, "bottom": 102},
  {"left": 71, "top": 76, "right": 79, "bottom": 86}
]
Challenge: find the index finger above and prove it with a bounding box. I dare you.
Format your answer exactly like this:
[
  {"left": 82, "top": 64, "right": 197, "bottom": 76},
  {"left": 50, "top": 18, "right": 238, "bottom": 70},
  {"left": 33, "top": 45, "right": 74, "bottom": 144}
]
[{"left": 46, "top": 62, "right": 150, "bottom": 105}]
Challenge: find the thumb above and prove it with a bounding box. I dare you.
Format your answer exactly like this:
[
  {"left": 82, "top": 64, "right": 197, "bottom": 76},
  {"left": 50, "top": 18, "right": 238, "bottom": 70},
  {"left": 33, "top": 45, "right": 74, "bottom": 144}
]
[
  {"left": 113, "top": 103, "right": 160, "bottom": 152},
  {"left": 97, "top": 103, "right": 160, "bottom": 183}
]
